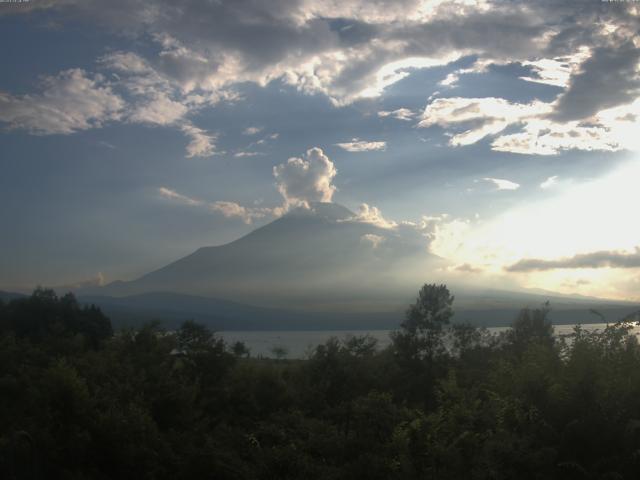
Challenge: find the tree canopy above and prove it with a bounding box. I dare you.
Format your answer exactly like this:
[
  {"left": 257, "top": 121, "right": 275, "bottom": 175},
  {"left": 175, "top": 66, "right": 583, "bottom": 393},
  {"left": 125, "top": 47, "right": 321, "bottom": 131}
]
[{"left": 2, "top": 285, "right": 640, "bottom": 479}]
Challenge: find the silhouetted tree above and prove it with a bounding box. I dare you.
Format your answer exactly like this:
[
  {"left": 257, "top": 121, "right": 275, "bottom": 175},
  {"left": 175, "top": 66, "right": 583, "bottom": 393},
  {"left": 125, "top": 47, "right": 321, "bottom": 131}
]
[
  {"left": 395, "top": 284, "right": 454, "bottom": 359},
  {"left": 507, "top": 302, "right": 555, "bottom": 355}
]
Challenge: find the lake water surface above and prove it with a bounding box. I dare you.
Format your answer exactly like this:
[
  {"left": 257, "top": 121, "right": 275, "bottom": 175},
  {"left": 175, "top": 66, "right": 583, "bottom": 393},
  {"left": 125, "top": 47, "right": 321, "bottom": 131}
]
[{"left": 221, "top": 323, "right": 640, "bottom": 358}]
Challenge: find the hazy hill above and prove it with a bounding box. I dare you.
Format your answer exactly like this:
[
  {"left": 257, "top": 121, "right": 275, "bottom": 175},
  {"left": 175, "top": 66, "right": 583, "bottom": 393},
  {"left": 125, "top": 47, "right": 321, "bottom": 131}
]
[
  {"left": 77, "top": 292, "right": 401, "bottom": 330},
  {"left": 0, "top": 290, "right": 26, "bottom": 302}
]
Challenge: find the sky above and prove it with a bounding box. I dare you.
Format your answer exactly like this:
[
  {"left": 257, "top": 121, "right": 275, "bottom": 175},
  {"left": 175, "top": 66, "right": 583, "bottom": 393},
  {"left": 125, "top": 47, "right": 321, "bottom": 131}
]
[{"left": 0, "top": 0, "right": 639, "bottom": 300}]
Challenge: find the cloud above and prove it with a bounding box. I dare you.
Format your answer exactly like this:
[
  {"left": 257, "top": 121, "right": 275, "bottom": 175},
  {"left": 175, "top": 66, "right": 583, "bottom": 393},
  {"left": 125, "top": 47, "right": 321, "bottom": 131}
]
[
  {"left": 0, "top": 68, "right": 124, "bottom": 134},
  {"left": 0, "top": 52, "right": 229, "bottom": 158},
  {"left": 519, "top": 47, "right": 591, "bottom": 88},
  {"left": 100, "top": 51, "right": 151, "bottom": 75},
  {"left": 59, "top": 272, "right": 106, "bottom": 290},
  {"left": 346, "top": 203, "right": 397, "bottom": 229},
  {"left": 100, "top": 50, "right": 233, "bottom": 157},
  {"left": 506, "top": 248, "right": 640, "bottom": 272},
  {"left": 100, "top": 51, "right": 192, "bottom": 127},
  {"left": 208, "top": 201, "right": 269, "bottom": 223},
  {"left": 234, "top": 151, "right": 264, "bottom": 158},
  {"left": 4, "top": 0, "right": 640, "bottom": 158},
  {"left": 7, "top": 0, "right": 640, "bottom": 112},
  {"left": 360, "top": 233, "right": 385, "bottom": 249},
  {"left": 181, "top": 124, "right": 218, "bottom": 158},
  {"left": 158, "top": 187, "right": 202, "bottom": 206},
  {"left": 128, "top": 92, "right": 189, "bottom": 126},
  {"left": 437, "top": 59, "right": 493, "bottom": 88},
  {"left": 419, "top": 96, "right": 550, "bottom": 146},
  {"left": 273, "top": 147, "right": 337, "bottom": 208},
  {"left": 483, "top": 177, "right": 520, "bottom": 191},
  {"left": 1, "top": 0, "right": 572, "bottom": 105},
  {"left": 377, "top": 108, "right": 415, "bottom": 121},
  {"left": 158, "top": 187, "right": 271, "bottom": 223},
  {"left": 442, "top": 159, "right": 640, "bottom": 279},
  {"left": 453, "top": 263, "right": 483, "bottom": 273},
  {"left": 551, "top": 44, "right": 640, "bottom": 122},
  {"left": 98, "top": 140, "right": 117, "bottom": 150},
  {"left": 256, "top": 133, "right": 279, "bottom": 145},
  {"left": 540, "top": 175, "right": 558, "bottom": 189},
  {"left": 420, "top": 93, "right": 640, "bottom": 155},
  {"left": 491, "top": 115, "right": 627, "bottom": 155},
  {"left": 334, "top": 138, "right": 387, "bottom": 152},
  {"left": 243, "top": 126, "right": 263, "bottom": 135}
]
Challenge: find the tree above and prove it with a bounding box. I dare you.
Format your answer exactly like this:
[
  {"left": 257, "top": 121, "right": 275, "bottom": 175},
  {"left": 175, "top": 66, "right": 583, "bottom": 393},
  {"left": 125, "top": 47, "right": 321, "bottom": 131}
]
[
  {"left": 4, "top": 288, "right": 111, "bottom": 348},
  {"left": 271, "top": 345, "right": 289, "bottom": 360},
  {"left": 507, "top": 302, "right": 555, "bottom": 355},
  {"left": 393, "top": 284, "right": 455, "bottom": 362},
  {"left": 231, "top": 341, "right": 250, "bottom": 358}
]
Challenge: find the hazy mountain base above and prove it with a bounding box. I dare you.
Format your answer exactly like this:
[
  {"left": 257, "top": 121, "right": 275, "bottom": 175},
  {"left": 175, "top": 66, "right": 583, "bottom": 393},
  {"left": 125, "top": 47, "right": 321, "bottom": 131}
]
[
  {"left": 4, "top": 288, "right": 638, "bottom": 331},
  {"left": 81, "top": 291, "right": 640, "bottom": 330}
]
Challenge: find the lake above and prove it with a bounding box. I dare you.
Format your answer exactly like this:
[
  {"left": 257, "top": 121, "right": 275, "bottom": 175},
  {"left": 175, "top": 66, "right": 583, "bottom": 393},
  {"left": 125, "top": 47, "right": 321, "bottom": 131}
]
[{"left": 221, "top": 323, "right": 640, "bottom": 358}]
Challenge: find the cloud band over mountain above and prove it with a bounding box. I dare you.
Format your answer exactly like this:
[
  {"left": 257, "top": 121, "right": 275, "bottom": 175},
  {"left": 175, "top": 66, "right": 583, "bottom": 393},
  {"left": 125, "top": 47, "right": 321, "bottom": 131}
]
[{"left": 507, "top": 248, "right": 640, "bottom": 272}]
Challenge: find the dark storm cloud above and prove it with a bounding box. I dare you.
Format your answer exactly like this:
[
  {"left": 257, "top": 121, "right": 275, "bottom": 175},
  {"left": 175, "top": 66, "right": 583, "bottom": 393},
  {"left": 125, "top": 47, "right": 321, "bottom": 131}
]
[{"left": 552, "top": 44, "right": 640, "bottom": 121}]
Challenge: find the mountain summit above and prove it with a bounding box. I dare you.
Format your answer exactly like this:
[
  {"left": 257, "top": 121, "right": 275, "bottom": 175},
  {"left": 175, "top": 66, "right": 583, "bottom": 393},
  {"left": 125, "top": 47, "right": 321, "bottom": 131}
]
[{"left": 88, "top": 202, "right": 443, "bottom": 308}]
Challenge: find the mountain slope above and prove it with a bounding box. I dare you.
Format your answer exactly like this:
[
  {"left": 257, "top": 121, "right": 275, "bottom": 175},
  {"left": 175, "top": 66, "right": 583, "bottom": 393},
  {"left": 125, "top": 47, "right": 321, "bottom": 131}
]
[{"left": 88, "top": 203, "right": 443, "bottom": 307}]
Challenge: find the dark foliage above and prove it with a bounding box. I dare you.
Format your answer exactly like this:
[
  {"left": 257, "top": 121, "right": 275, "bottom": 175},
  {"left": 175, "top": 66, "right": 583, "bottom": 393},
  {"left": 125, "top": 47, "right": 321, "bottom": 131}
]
[{"left": 2, "top": 285, "right": 640, "bottom": 479}]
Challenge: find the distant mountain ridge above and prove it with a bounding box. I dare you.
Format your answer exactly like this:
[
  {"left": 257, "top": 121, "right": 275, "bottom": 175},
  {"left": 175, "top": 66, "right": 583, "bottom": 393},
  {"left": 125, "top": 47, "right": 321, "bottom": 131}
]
[
  {"left": 78, "top": 290, "right": 640, "bottom": 331},
  {"left": 0, "top": 290, "right": 26, "bottom": 302}
]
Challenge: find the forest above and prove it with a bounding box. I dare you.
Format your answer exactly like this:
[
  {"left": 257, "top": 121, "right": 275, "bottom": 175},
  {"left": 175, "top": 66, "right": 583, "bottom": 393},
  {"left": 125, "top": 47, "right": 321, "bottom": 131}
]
[{"left": 2, "top": 285, "right": 640, "bottom": 479}]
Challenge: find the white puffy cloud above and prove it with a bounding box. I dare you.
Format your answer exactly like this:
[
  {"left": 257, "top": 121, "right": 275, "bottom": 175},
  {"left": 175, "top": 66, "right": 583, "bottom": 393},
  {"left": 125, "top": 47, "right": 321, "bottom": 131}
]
[
  {"left": 437, "top": 59, "right": 493, "bottom": 88},
  {"left": 519, "top": 47, "right": 591, "bottom": 88},
  {"left": 491, "top": 117, "right": 625, "bottom": 156},
  {"left": 334, "top": 138, "right": 387, "bottom": 152},
  {"left": 208, "top": 201, "right": 270, "bottom": 223},
  {"left": 273, "top": 147, "right": 337, "bottom": 208},
  {"left": 128, "top": 93, "right": 189, "bottom": 126},
  {"left": 419, "top": 96, "right": 551, "bottom": 146},
  {"left": 100, "top": 50, "right": 232, "bottom": 157},
  {"left": 0, "top": 51, "right": 229, "bottom": 159},
  {"left": 100, "top": 51, "right": 152, "bottom": 75},
  {"left": 420, "top": 92, "right": 640, "bottom": 155},
  {"left": 360, "top": 233, "right": 385, "bottom": 249},
  {"left": 344, "top": 203, "right": 397, "bottom": 229},
  {"left": 483, "top": 177, "right": 520, "bottom": 191},
  {"left": 540, "top": 176, "right": 558, "bottom": 189},
  {"left": 377, "top": 108, "right": 415, "bottom": 121},
  {"left": 0, "top": 68, "right": 124, "bottom": 134},
  {"left": 243, "top": 126, "right": 263, "bottom": 135},
  {"left": 181, "top": 124, "right": 218, "bottom": 158}
]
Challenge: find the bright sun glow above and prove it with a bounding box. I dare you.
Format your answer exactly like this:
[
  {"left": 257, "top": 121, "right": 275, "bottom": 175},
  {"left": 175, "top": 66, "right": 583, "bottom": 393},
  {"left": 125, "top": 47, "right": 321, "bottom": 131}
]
[{"left": 432, "top": 157, "right": 640, "bottom": 300}]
